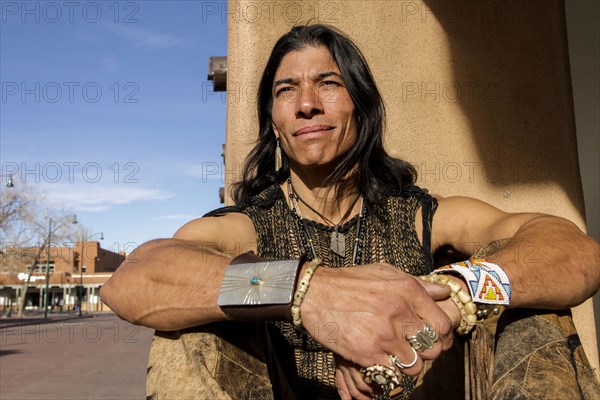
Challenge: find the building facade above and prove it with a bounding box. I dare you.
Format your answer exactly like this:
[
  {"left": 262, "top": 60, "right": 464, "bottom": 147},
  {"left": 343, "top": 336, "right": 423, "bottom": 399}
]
[{"left": 0, "top": 241, "right": 125, "bottom": 314}]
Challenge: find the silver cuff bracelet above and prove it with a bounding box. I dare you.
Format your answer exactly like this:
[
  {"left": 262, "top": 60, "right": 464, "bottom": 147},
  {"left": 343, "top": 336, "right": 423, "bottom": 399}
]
[{"left": 218, "top": 256, "right": 302, "bottom": 307}]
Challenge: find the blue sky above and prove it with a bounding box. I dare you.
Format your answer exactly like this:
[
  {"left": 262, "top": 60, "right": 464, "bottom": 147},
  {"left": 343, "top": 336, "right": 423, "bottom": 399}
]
[{"left": 1, "top": 1, "right": 229, "bottom": 251}]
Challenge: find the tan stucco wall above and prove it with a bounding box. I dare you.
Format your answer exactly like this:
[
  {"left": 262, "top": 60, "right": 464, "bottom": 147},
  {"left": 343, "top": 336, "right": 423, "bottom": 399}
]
[{"left": 225, "top": 0, "right": 598, "bottom": 370}]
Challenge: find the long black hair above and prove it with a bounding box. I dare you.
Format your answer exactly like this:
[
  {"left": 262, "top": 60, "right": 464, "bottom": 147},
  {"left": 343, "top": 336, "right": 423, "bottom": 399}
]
[{"left": 231, "top": 24, "right": 416, "bottom": 204}]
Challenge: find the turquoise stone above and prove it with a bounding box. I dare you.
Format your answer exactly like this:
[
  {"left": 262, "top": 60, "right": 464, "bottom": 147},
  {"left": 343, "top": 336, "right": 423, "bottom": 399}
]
[{"left": 250, "top": 276, "right": 261, "bottom": 285}]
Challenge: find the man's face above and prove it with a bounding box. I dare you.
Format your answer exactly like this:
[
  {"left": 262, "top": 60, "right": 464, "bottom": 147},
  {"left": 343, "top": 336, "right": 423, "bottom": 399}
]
[{"left": 271, "top": 45, "right": 357, "bottom": 173}]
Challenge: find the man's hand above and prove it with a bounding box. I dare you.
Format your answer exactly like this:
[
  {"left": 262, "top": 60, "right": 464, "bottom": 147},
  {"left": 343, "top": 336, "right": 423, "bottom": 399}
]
[
  {"left": 313, "top": 266, "right": 463, "bottom": 399},
  {"left": 335, "top": 356, "right": 379, "bottom": 400},
  {"left": 300, "top": 263, "right": 454, "bottom": 380}
]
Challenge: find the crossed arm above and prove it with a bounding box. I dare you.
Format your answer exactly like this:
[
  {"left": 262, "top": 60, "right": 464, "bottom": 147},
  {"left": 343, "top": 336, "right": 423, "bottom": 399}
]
[
  {"left": 330, "top": 196, "right": 600, "bottom": 398},
  {"left": 100, "top": 212, "right": 256, "bottom": 330},
  {"left": 431, "top": 196, "right": 599, "bottom": 309},
  {"left": 99, "top": 195, "right": 599, "bottom": 397}
]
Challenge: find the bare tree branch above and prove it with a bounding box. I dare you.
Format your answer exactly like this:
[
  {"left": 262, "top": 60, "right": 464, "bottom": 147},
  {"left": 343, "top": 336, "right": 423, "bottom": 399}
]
[{"left": 1, "top": 184, "right": 85, "bottom": 318}]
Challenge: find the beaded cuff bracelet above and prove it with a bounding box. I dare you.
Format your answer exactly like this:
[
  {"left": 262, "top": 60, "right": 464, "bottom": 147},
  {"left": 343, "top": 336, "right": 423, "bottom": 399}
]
[
  {"left": 421, "top": 273, "right": 505, "bottom": 335},
  {"left": 435, "top": 258, "right": 512, "bottom": 306}
]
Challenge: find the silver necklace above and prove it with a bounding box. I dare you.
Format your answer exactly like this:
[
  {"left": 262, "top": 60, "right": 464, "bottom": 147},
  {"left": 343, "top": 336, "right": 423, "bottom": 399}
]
[{"left": 287, "top": 178, "right": 365, "bottom": 262}]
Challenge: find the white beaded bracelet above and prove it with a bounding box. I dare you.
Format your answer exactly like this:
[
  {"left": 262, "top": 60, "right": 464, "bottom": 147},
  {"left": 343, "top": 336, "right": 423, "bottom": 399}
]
[
  {"left": 420, "top": 273, "right": 477, "bottom": 335},
  {"left": 421, "top": 273, "right": 504, "bottom": 335},
  {"left": 291, "top": 258, "right": 322, "bottom": 330}
]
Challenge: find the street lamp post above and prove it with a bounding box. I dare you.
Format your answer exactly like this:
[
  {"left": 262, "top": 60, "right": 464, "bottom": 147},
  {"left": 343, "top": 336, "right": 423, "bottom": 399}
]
[
  {"left": 79, "top": 232, "right": 103, "bottom": 317},
  {"left": 0, "top": 173, "right": 14, "bottom": 188},
  {"left": 78, "top": 262, "right": 83, "bottom": 317},
  {"left": 43, "top": 219, "right": 52, "bottom": 319},
  {"left": 43, "top": 215, "right": 77, "bottom": 319}
]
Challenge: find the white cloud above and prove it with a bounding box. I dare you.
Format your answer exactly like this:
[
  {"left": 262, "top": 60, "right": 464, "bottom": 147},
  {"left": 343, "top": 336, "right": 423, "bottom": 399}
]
[
  {"left": 77, "top": 205, "right": 110, "bottom": 212},
  {"left": 43, "top": 184, "right": 174, "bottom": 212},
  {"left": 106, "top": 25, "right": 182, "bottom": 49}
]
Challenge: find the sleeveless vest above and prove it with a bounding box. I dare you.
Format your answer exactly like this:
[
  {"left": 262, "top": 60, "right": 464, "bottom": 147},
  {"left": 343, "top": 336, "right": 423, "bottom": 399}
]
[{"left": 210, "top": 184, "right": 437, "bottom": 398}]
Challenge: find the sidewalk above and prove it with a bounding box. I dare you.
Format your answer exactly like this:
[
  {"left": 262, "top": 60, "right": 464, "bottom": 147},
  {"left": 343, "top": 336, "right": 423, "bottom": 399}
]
[
  {"left": 0, "top": 310, "right": 100, "bottom": 329},
  {"left": 1, "top": 312, "right": 154, "bottom": 399}
]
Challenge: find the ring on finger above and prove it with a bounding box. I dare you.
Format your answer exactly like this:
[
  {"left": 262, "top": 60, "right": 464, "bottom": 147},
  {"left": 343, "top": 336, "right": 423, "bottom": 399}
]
[
  {"left": 406, "top": 320, "right": 438, "bottom": 351},
  {"left": 360, "top": 363, "right": 400, "bottom": 394},
  {"left": 389, "top": 348, "right": 418, "bottom": 370}
]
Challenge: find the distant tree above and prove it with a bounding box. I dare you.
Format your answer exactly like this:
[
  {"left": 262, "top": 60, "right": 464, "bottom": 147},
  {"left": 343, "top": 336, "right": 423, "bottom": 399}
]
[
  {"left": 1, "top": 182, "right": 42, "bottom": 239},
  {"left": 1, "top": 184, "right": 81, "bottom": 318}
]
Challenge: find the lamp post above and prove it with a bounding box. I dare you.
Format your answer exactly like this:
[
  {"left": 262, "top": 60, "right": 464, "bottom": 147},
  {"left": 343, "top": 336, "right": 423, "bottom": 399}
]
[
  {"left": 43, "top": 219, "right": 52, "bottom": 319},
  {"left": 1, "top": 174, "right": 13, "bottom": 315},
  {"left": 44, "top": 215, "right": 78, "bottom": 319},
  {"left": 79, "top": 232, "right": 103, "bottom": 317},
  {"left": 0, "top": 173, "right": 14, "bottom": 188}
]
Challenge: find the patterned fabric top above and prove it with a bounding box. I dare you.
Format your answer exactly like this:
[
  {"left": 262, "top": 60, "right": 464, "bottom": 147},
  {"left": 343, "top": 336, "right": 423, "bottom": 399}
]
[{"left": 206, "top": 184, "right": 437, "bottom": 398}]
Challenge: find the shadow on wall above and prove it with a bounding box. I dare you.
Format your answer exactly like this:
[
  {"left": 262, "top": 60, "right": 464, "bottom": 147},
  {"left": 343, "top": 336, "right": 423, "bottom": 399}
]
[{"left": 422, "top": 0, "right": 585, "bottom": 219}]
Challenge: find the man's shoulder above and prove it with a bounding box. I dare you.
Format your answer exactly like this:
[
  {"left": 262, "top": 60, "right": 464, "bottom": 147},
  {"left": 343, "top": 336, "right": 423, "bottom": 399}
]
[
  {"left": 174, "top": 212, "right": 257, "bottom": 253},
  {"left": 202, "top": 184, "right": 282, "bottom": 218}
]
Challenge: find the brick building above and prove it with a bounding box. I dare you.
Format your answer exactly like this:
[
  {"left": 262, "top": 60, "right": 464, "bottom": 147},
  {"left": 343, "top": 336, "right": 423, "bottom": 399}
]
[{"left": 0, "top": 241, "right": 125, "bottom": 313}]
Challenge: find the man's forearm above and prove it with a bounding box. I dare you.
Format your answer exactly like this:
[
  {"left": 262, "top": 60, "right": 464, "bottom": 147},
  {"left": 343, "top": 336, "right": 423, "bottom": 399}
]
[
  {"left": 490, "top": 216, "right": 600, "bottom": 309},
  {"left": 100, "top": 238, "right": 232, "bottom": 330}
]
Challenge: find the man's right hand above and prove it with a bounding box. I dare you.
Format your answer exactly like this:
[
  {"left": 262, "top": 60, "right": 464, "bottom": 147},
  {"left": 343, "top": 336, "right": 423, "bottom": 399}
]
[{"left": 300, "top": 263, "right": 455, "bottom": 380}]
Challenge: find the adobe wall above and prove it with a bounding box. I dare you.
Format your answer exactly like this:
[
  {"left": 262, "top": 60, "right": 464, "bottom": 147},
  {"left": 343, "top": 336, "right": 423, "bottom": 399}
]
[{"left": 225, "top": 0, "right": 598, "bottom": 370}]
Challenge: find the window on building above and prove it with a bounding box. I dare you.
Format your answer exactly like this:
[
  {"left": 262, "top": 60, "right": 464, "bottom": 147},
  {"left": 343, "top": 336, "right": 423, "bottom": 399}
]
[{"left": 34, "top": 262, "right": 55, "bottom": 273}]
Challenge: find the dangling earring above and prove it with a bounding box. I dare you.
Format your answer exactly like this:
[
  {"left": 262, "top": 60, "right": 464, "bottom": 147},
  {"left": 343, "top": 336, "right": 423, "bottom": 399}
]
[{"left": 275, "top": 138, "right": 282, "bottom": 173}]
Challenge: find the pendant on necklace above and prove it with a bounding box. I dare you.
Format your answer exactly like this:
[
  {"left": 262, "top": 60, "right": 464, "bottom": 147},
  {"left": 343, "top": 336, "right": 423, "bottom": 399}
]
[{"left": 330, "top": 229, "right": 346, "bottom": 257}]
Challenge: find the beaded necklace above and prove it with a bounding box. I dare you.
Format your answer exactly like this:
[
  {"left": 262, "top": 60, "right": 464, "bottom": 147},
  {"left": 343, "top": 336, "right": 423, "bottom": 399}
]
[{"left": 287, "top": 178, "right": 366, "bottom": 265}]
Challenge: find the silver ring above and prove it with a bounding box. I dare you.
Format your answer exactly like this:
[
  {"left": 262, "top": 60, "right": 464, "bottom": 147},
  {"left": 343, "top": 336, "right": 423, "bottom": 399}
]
[
  {"left": 390, "top": 348, "right": 418, "bottom": 369},
  {"left": 406, "top": 321, "right": 438, "bottom": 351}
]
